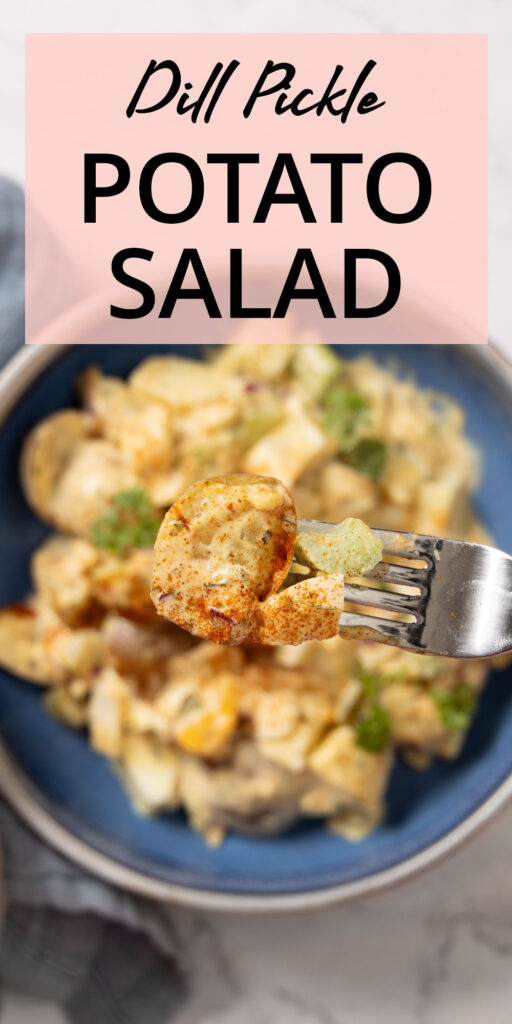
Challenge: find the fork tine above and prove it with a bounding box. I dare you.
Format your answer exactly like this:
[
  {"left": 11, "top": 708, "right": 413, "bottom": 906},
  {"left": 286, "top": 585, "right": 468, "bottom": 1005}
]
[
  {"left": 371, "top": 528, "right": 439, "bottom": 561},
  {"left": 343, "top": 584, "right": 424, "bottom": 616},
  {"left": 340, "top": 611, "right": 416, "bottom": 644},
  {"left": 365, "top": 563, "right": 431, "bottom": 587}
]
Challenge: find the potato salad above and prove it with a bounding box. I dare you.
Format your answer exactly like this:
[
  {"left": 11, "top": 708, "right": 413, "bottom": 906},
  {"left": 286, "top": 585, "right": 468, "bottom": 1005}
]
[{"left": 0, "top": 335, "right": 498, "bottom": 845}]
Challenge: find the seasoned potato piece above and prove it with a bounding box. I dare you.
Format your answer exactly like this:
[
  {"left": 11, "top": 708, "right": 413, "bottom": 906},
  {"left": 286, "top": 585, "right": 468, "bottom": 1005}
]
[
  {"left": 152, "top": 474, "right": 296, "bottom": 644},
  {"left": 259, "top": 721, "right": 327, "bottom": 773},
  {"left": 119, "top": 735, "right": 180, "bottom": 814},
  {"left": 51, "top": 440, "right": 138, "bottom": 536},
  {"left": 381, "top": 446, "right": 427, "bottom": 508},
  {"left": 416, "top": 463, "right": 474, "bottom": 535},
  {"left": 246, "top": 678, "right": 334, "bottom": 772},
  {"left": 328, "top": 807, "right": 383, "bottom": 841},
  {"left": 81, "top": 368, "right": 174, "bottom": 475},
  {"left": 213, "top": 339, "right": 294, "bottom": 380},
  {"left": 175, "top": 431, "right": 245, "bottom": 487},
  {"left": 102, "top": 614, "right": 192, "bottom": 680},
  {"left": 44, "top": 687, "right": 89, "bottom": 729},
  {"left": 180, "top": 742, "right": 308, "bottom": 840},
  {"left": 163, "top": 638, "right": 246, "bottom": 688},
  {"left": 32, "top": 535, "right": 155, "bottom": 622},
  {"left": 32, "top": 535, "right": 98, "bottom": 625},
  {"left": 123, "top": 696, "right": 175, "bottom": 739},
  {"left": 0, "top": 596, "right": 103, "bottom": 690},
  {"left": 20, "top": 410, "right": 94, "bottom": 522},
  {"left": 314, "top": 461, "right": 378, "bottom": 520},
  {"left": 175, "top": 398, "right": 241, "bottom": 438},
  {"left": 130, "top": 356, "right": 238, "bottom": 408},
  {"left": 242, "top": 408, "right": 335, "bottom": 488},
  {"left": 145, "top": 468, "right": 189, "bottom": 509},
  {"left": 88, "top": 667, "right": 130, "bottom": 758},
  {"left": 90, "top": 549, "right": 154, "bottom": 620},
  {"left": 308, "top": 724, "right": 391, "bottom": 820},
  {"left": 380, "top": 683, "right": 455, "bottom": 753},
  {"left": 247, "top": 575, "right": 345, "bottom": 646},
  {"left": 274, "top": 634, "right": 360, "bottom": 690},
  {"left": 44, "top": 626, "right": 104, "bottom": 679},
  {"left": 0, "top": 603, "right": 65, "bottom": 686}
]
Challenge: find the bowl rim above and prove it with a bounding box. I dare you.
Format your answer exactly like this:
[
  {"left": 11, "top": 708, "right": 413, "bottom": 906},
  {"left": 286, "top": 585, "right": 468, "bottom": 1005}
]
[{"left": 0, "top": 340, "right": 511, "bottom": 914}]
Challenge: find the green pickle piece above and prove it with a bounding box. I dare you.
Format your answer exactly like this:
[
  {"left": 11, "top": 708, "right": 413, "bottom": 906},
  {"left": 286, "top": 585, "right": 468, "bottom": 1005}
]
[
  {"left": 292, "top": 344, "right": 342, "bottom": 401},
  {"left": 295, "top": 517, "right": 383, "bottom": 577}
]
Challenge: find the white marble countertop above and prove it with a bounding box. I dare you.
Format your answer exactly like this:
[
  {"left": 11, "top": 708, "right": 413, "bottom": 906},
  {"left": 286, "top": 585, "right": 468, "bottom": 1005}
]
[
  {"left": 3, "top": 805, "right": 512, "bottom": 1024},
  {"left": 0, "top": 2, "right": 511, "bottom": 1022}
]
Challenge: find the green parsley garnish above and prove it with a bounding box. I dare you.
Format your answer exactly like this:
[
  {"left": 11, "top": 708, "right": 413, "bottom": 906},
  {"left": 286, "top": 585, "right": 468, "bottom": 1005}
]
[
  {"left": 432, "top": 685, "right": 476, "bottom": 732},
  {"left": 356, "top": 704, "right": 390, "bottom": 753},
  {"left": 323, "top": 386, "right": 369, "bottom": 450},
  {"left": 91, "top": 487, "right": 161, "bottom": 555},
  {"left": 348, "top": 438, "right": 387, "bottom": 481}
]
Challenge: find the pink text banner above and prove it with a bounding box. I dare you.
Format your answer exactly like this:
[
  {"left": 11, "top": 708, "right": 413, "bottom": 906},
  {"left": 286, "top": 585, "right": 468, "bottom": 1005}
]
[{"left": 25, "top": 33, "right": 487, "bottom": 345}]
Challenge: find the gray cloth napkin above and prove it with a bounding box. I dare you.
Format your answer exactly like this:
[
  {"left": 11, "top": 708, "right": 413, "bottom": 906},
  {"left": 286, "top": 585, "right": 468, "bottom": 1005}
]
[{"left": 0, "top": 178, "right": 188, "bottom": 1023}]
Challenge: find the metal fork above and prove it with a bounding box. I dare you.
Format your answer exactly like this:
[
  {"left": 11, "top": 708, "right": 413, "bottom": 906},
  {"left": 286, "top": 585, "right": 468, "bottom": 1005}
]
[{"left": 297, "top": 522, "right": 512, "bottom": 658}]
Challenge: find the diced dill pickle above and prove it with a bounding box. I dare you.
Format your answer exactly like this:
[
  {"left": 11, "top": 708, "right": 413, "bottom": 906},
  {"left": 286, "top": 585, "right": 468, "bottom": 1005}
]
[
  {"left": 292, "top": 344, "right": 341, "bottom": 400},
  {"left": 295, "top": 517, "right": 383, "bottom": 576}
]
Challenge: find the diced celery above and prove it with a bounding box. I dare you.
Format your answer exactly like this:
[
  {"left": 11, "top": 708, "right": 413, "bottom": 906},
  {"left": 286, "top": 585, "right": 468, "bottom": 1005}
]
[{"left": 295, "top": 517, "right": 383, "bottom": 576}]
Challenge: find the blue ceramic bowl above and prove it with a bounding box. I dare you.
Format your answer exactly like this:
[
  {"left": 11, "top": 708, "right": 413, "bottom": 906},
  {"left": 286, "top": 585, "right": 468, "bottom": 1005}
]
[{"left": 0, "top": 341, "right": 511, "bottom": 911}]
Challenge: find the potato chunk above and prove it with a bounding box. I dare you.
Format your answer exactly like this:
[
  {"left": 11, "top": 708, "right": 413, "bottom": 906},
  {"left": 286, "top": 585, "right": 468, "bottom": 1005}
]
[
  {"left": 130, "top": 356, "right": 237, "bottom": 408},
  {"left": 248, "top": 575, "right": 345, "bottom": 646},
  {"left": 242, "top": 409, "right": 335, "bottom": 488},
  {"left": 51, "top": 440, "right": 137, "bottom": 536},
  {"left": 152, "top": 474, "right": 296, "bottom": 644},
  {"left": 81, "top": 367, "right": 174, "bottom": 475},
  {"left": 0, "top": 603, "right": 63, "bottom": 686},
  {"left": 21, "top": 410, "right": 94, "bottom": 522}
]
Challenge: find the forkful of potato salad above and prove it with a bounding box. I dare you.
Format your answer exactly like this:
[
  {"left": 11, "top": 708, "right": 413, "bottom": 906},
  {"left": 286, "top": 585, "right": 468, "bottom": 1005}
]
[{"left": 151, "top": 473, "right": 512, "bottom": 658}]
